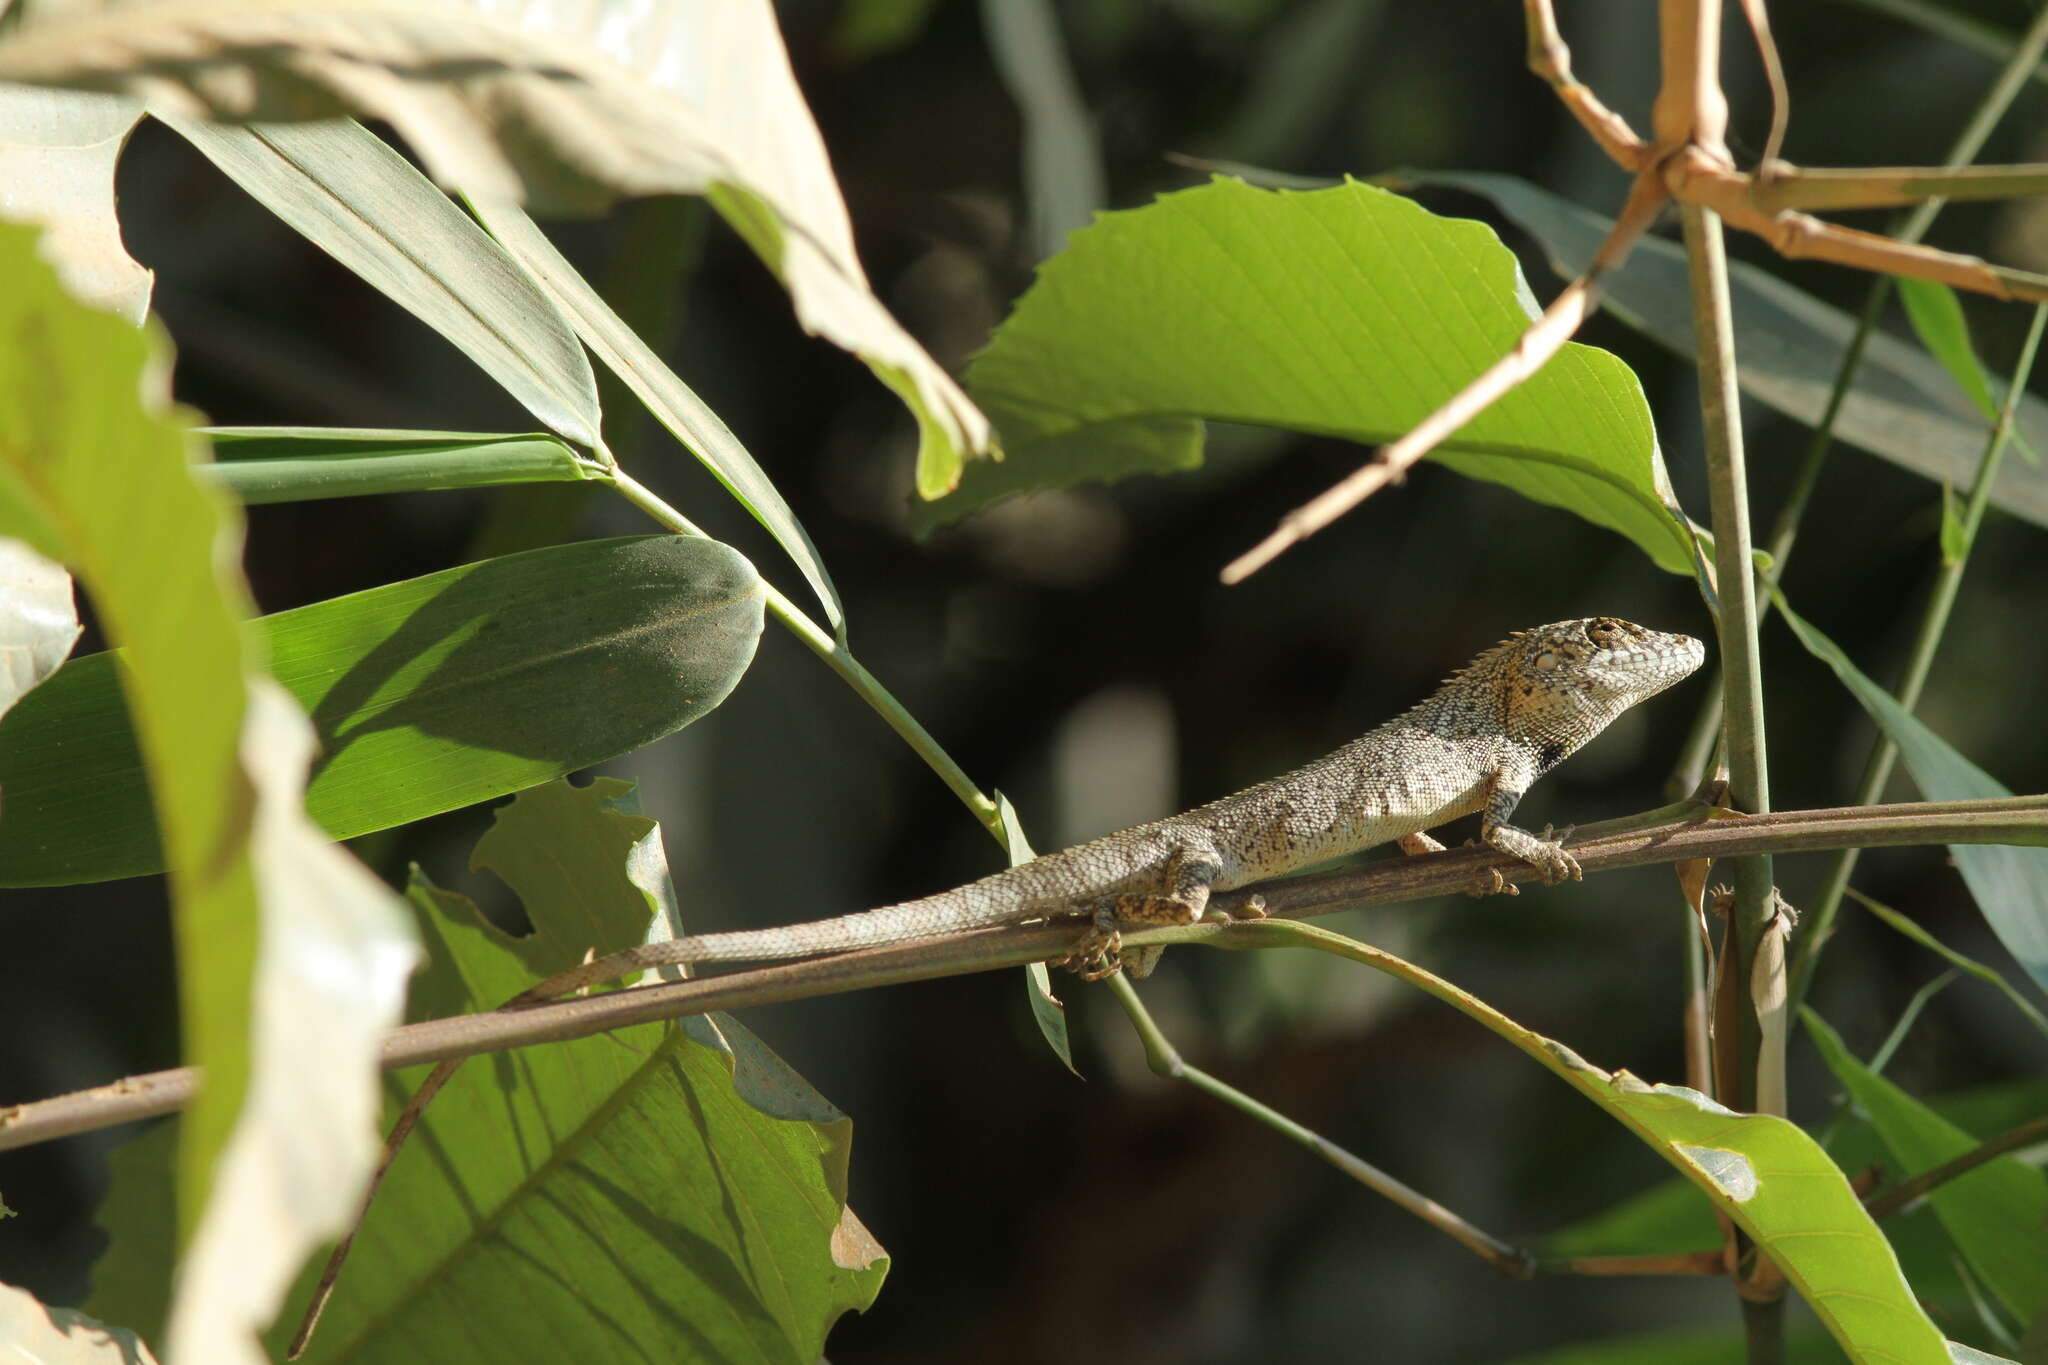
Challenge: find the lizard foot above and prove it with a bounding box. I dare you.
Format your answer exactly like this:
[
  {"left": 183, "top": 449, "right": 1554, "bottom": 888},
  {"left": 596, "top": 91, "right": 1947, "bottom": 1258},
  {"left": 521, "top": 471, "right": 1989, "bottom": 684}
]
[
  {"left": 1057, "top": 912, "right": 1126, "bottom": 980},
  {"left": 1465, "top": 867, "right": 1520, "bottom": 899}
]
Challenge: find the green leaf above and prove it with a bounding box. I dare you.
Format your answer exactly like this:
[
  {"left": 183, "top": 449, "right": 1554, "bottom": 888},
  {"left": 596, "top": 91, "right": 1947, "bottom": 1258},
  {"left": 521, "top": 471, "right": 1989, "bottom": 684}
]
[
  {"left": 467, "top": 198, "right": 846, "bottom": 632},
  {"left": 0, "top": 1282, "right": 160, "bottom": 1364},
  {"left": 0, "top": 0, "right": 995, "bottom": 492},
  {"left": 1805, "top": 1010, "right": 2048, "bottom": 1325},
  {"left": 1240, "top": 918, "right": 1952, "bottom": 1364},
  {"left": 1408, "top": 170, "right": 2048, "bottom": 528},
  {"left": 358, "top": 777, "right": 889, "bottom": 1360},
  {"left": 1773, "top": 594, "right": 2048, "bottom": 993},
  {"left": 1899, "top": 278, "right": 2000, "bottom": 421},
  {"left": 0, "top": 534, "right": 764, "bottom": 885},
  {"left": 936, "top": 177, "right": 1697, "bottom": 574},
  {"left": 200, "top": 427, "right": 609, "bottom": 504},
  {"left": 0, "top": 223, "right": 420, "bottom": 1364},
  {"left": 1846, "top": 888, "right": 2048, "bottom": 1041},
  {"left": 90, "top": 780, "right": 888, "bottom": 1363},
  {"left": 0, "top": 83, "right": 150, "bottom": 322},
  {"left": 159, "top": 118, "right": 604, "bottom": 450}
]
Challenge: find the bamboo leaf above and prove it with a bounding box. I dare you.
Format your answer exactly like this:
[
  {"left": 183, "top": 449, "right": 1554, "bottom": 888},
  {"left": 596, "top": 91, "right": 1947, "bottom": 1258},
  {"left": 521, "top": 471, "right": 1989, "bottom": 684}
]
[
  {"left": 1898, "top": 278, "right": 2000, "bottom": 421},
  {"left": 467, "top": 200, "right": 846, "bottom": 631},
  {"left": 0, "top": 0, "right": 994, "bottom": 493},
  {"left": 201, "top": 427, "right": 608, "bottom": 504},
  {"left": 160, "top": 119, "right": 604, "bottom": 450},
  {"left": 0, "top": 535, "right": 765, "bottom": 885}
]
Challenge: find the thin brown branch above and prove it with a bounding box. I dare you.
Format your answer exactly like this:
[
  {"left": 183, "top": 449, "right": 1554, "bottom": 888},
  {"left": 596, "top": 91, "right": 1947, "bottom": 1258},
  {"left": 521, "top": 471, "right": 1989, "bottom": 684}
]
[
  {"left": 1863, "top": 1115, "right": 2048, "bottom": 1220},
  {"left": 1220, "top": 174, "right": 1668, "bottom": 583},
  {"left": 4, "top": 794, "right": 2043, "bottom": 1154},
  {"left": 1735, "top": 0, "right": 1790, "bottom": 169},
  {"left": 1523, "top": 0, "right": 1648, "bottom": 171}
]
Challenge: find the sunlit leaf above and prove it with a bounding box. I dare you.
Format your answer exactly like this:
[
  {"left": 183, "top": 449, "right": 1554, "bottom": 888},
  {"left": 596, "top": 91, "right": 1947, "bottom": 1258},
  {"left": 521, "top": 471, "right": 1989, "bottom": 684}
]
[
  {"left": 0, "top": 537, "right": 80, "bottom": 720},
  {"left": 937, "top": 177, "right": 1698, "bottom": 574},
  {"left": 0, "top": 1281, "right": 159, "bottom": 1364},
  {"left": 0, "top": 84, "right": 150, "bottom": 321}
]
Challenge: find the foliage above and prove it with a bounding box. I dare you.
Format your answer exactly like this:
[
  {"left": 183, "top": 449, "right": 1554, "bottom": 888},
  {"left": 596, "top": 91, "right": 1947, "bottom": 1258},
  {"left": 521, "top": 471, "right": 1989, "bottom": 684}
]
[{"left": 0, "top": 3, "right": 2043, "bottom": 1363}]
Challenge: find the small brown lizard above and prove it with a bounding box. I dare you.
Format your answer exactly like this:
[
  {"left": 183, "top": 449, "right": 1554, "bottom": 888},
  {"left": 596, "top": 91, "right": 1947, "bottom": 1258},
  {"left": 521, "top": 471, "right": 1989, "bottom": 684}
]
[
  {"left": 512, "top": 614, "right": 1703, "bottom": 991},
  {"left": 293, "top": 616, "right": 1703, "bottom": 1351}
]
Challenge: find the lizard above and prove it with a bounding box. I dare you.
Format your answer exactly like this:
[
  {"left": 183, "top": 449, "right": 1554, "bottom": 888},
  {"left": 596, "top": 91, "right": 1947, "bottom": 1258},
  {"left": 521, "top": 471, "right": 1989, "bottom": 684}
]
[
  {"left": 291, "top": 616, "right": 1704, "bottom": 1353},
  {"left": 505, "top": 614, "right": 1704, "bottom": 993}
]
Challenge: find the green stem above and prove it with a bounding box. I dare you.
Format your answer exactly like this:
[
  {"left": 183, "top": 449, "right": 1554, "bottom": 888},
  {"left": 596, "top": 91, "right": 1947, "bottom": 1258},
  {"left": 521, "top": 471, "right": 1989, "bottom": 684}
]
[
  {"left": 1788, "top": 305, "right": 2048, "bottom": 1002},
  {"left": 609, "top": 469, "right": 1003, "bottom": 836},
  {"left": 1104, "top": 974, "right": 1534, "bottom": 1276}
]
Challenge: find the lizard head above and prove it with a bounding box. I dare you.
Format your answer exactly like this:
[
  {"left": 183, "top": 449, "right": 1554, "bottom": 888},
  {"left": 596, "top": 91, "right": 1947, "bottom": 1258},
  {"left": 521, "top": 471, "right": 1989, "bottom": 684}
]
[{"left": 1497, "top": 617, "right": 1705, "bottom": 768}]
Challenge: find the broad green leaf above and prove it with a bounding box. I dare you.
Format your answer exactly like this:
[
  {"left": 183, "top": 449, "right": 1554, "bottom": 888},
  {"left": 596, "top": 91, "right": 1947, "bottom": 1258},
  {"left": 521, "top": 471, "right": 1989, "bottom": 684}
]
[
  {"left": 158, "top": 118, "right": 603, "bottom": 450},
  {"left": 201, "top": 427, "right": 608, "bottom": 504},
  {"left": 1847, "top": 888, "right": 2048, "bottom": 1041},
  {"left": 1899, "top": 279, "right": 2000, "bottom": 421},
  {"left": 0, "top": 537, "right": 81, "bottom": 720},
  {"left": 92, "top": 777, "right": 890, "bottom": 1362},
  {"left": 0, "top": 84, "right": 150, "bottom": 322},
  {"left": 0, "top": 223, "right": 417, "bottom": 1363},
  {"left": 0, "top": 1281, "right": 159, "bottom": 1364},
  {"left": 1408, "top": 171, "right": 2048, "bottom": 530},
  {"left": 935, "top": 177, "right": 1698, "bottom": 573},
  {"left": 467, "top": 198, "right": 845, "bottom": 631},
  {"left": 0, "top": 534, "right": 765, "bottom": 885},
  {"left": 1805, "top": 1011, "right": 2048, "bottom": 1326},
  {"left": 1773, "top": 596, "right": 2048, "bottom": 992},
  {"left": 990, "top": 789, "right": 1076, "bottom": 1074},
  {"left": 1239, "top": 918, "right": 1951, "bottom": 1364},
  {"left": 0, "top": 0, "right": 994, "bottom": 493}
]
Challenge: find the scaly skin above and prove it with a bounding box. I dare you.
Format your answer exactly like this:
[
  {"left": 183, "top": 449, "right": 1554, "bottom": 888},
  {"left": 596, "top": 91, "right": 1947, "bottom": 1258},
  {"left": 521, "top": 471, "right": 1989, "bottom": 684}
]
[{"left": 526, "top": 616, "right": 1704, "bottom": 992}]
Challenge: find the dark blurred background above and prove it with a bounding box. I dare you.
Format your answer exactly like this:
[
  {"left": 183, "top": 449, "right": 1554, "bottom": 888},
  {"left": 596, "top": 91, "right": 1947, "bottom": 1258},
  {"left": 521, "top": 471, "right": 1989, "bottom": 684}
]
[{"left": 4, "top": 1, "right": 2047, "bottom": 1360}]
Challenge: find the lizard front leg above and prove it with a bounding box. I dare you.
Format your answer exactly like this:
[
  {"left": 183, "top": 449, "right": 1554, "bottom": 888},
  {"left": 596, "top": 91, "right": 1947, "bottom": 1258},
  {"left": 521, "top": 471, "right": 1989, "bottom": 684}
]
[
  {"left": 1476, "top": 772, "right": 1581, "bottom": 890},
  {"left": 1059, "top": 841, "right": 1224, "bottom": 981}
]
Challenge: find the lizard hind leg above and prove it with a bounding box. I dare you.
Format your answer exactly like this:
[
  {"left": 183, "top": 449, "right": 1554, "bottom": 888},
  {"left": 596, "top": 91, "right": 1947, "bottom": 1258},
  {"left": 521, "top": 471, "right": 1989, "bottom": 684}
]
[{"left": 1057, "top": 846, "right": 1221, "bottom": 981}]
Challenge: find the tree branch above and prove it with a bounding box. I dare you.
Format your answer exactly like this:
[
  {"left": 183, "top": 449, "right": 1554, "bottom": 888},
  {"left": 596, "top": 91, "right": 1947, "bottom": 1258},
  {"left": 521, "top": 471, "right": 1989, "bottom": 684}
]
[{"left": 4, "top": 794, "right": 2043, "bottom": 1153}]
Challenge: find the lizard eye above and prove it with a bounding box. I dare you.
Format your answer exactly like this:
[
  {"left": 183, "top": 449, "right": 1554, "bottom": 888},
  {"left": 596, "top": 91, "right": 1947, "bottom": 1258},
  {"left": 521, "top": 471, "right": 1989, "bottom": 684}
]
[{"left": 1586, "top": 619, "right": 1620, "bottom": 647}]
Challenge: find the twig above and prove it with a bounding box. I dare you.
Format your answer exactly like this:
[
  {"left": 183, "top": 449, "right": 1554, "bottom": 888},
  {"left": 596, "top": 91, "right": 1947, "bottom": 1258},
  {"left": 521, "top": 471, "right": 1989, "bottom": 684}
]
[{"left": 1863, "top": 1115, "right": 2048, "bottom": 1220}]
